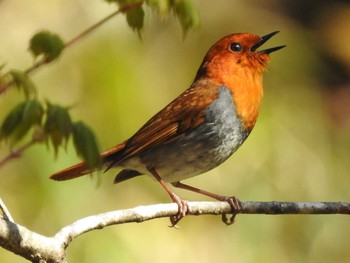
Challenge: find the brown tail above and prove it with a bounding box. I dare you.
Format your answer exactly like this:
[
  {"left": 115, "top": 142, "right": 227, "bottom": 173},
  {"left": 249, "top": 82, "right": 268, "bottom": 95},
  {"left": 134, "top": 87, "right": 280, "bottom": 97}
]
[{"left": 50, "top": 143, "right": 126, "bottom": 181}]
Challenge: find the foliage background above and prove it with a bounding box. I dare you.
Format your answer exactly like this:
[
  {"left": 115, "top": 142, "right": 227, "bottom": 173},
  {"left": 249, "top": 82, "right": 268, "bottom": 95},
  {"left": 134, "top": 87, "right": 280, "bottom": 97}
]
[{"left": 1, "top": 0, "right": 350, "bottom": 262}]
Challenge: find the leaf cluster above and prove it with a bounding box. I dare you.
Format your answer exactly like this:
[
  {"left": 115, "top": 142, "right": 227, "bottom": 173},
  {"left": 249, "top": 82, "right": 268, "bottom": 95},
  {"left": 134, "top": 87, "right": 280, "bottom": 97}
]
[
  {"left": 1, "top": 67, "right": 100, "bottom": 168},
  {"left": 0, "top": 94, "right": 101, "bottom": 169},
  {"left": 0, "top": 0, "right": 200, "bottom": 169},
  {"left": 108, "top": 0, "right": 200, "bottom": 35}
]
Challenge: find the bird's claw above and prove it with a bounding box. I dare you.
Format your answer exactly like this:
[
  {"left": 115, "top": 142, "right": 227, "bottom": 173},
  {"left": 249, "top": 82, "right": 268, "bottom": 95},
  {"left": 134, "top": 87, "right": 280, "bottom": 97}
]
[
  {"left": 169, "top": 196, "right": 190, "bottom": 227},
  {"left": 221, "top": 196, "right": 242, "bottom": 225}
]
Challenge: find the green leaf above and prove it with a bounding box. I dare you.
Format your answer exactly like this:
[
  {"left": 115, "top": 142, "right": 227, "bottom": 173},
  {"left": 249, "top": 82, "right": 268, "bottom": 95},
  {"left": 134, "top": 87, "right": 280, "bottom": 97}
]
[
  {"left": 72, "top": 121, "right": 100, "bottom": 169},
  {"left": 29, "top": 31, "right": 65, "bottom": 61},
  {"left": 9, "top": 69, "right": 37, "bottom": 99},
  {"left": 146, "top": 0, "right": 171, "bottom": 15},
  {"left": 104, "top": 0, "right": 144, "bottom": 35},
  {"left": 44, "top": 103, "right": 72, "bottom": 155},
  {"left": 0, "top": 100, "right": 44, "bottom": 143},
  {"left": 173, "top": 0, "right": 200, "bottom": 36},
  {"left": 0, "top": 103, "right": 25, "bottom": 140},
  {"left": 126, "top": 6, "right": 145, "bottom": 37}
]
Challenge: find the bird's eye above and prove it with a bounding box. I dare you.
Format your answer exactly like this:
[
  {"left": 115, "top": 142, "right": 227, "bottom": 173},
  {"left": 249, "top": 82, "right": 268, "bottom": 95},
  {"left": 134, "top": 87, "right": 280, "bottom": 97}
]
[{"left": 229, "top": 42, "right": 242, "bottom": 52}]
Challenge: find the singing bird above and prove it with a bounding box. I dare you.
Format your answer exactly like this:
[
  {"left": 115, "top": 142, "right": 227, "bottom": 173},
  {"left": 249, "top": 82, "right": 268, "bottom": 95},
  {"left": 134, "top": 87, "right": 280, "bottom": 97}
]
[{"left": 51, "top": 31, "right": 285, "bottom": 225}]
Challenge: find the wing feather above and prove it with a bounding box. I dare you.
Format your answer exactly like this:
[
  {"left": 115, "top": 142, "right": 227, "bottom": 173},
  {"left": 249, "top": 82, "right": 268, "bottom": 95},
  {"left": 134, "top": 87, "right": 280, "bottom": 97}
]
[{"left": 115, "top": 82, "right": 219, "bottom": 164}]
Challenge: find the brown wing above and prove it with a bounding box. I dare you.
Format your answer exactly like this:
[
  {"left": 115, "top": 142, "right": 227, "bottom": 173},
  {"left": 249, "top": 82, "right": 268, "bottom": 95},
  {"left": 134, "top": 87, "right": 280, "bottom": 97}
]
[{"left": 111, "top": 83, "right": 219, "bottom": 165}]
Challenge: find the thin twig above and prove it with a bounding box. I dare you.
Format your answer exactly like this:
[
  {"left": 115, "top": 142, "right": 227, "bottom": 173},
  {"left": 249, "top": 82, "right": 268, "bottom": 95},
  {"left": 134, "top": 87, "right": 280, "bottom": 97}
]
[
  {"left": 64, "top": 1, "right": 143, "bottom": 49},
  {"left": 0, "top": 79, "right": 12, "bottom": 95},
  {"left": 0, "top": 1, "right": 143, "bottom": 95},
  {"left": 0, "top": 198, "right": 14, "bottom": 223},
  {"left": 0, "top": 139, "right": 37, "bottom": 168},
  {"left": 240, "top": 201, "right": 350, "bottom": 214}
]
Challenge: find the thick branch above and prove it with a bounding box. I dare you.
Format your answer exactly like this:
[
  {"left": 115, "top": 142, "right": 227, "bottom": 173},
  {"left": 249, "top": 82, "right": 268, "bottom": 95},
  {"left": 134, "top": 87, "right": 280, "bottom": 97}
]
[
  {"left": 0, "top": 217, "right": 65, "bottom": 263},
  {"left": 0, "top": 201, "right": 349, "bottom": 262}
]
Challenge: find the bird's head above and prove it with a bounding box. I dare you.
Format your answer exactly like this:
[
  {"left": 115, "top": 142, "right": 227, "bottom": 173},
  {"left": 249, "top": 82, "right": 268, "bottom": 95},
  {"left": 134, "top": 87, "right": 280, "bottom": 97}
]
[{"left": 195, "top": 31, "right": 285, "bottom": 81}]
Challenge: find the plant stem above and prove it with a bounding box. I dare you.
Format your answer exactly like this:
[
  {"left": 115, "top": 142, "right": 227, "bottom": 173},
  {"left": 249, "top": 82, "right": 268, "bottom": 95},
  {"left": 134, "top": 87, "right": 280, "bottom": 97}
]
[{"left": 0, "top": 1, "right": 143, "bottom": 95}]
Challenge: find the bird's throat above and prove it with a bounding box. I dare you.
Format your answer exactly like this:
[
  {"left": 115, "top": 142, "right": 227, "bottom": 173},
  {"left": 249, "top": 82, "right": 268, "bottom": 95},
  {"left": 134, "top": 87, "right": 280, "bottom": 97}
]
[{"left": 225, "top": 72, "right": 264, "bottom": 131}]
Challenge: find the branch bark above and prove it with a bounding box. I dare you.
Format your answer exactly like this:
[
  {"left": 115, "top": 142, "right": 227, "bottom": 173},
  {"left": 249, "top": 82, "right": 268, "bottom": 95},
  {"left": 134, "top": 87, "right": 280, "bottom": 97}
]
[{"left": 0, "top": 201, "right": 349, "bottom": 263}]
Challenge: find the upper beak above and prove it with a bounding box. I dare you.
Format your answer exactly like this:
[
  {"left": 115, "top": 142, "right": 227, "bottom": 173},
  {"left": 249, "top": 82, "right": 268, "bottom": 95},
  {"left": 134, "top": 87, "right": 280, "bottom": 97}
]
[{"left": 251, "top": 31, "right": 286, "bottom": 54}]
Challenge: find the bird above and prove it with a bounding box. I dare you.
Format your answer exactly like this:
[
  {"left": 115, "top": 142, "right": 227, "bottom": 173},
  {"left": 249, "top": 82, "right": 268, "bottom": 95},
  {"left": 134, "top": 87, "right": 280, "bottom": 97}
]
[{"left": 51, "top": 31, "right": 285, "bottom": 225}]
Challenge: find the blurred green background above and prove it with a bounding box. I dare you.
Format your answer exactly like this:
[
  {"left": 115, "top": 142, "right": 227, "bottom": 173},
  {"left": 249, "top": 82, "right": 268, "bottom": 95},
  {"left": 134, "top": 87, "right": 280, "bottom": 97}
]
[{"left": 1, "top": 0, "right": 350, "bottom": 262}]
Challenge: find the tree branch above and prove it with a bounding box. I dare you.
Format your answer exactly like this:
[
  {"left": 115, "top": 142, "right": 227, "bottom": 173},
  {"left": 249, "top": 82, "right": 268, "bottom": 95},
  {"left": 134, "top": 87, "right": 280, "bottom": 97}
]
[
  {"left": 0, "top": 200, "right": 349, "bottom": 262},
  {"left": 0, "top": 216, "right": 65, "bottom": 263}
]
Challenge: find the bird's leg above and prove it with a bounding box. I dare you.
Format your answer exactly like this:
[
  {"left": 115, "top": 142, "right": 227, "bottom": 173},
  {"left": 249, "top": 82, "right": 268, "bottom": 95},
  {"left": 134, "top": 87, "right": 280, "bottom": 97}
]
[
  {"left": 148, "top": 167, "right": 190, "bottom": 226},
  {"left": 171, "top": 181, "right": 242, "bottom": 225}
]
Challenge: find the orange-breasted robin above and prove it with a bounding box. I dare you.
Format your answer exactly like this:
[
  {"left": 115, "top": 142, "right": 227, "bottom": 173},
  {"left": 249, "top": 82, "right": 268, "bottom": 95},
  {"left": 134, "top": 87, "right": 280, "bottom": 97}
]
[{"left": 51, "top": 31, "right": 285, "bottom": 225}]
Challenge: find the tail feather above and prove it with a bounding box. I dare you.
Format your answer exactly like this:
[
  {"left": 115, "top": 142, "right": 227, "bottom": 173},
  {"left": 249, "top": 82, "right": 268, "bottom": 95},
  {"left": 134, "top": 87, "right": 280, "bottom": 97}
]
[
  {"left": 50, "top": 142, "right": 126, "bottom": 181},
  {"left": 50, "top": 162, "right": 91, "bottom": 181}
]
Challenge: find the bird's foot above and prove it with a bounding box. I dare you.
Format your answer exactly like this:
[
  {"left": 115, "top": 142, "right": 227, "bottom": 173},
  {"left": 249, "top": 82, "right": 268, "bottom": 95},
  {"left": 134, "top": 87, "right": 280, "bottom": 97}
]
[
  {"left": 169, "top": 193, "right": 190, "bottom": 227},
  {"left": 220, "top": 196, "right": 242, "bottom": 225}
]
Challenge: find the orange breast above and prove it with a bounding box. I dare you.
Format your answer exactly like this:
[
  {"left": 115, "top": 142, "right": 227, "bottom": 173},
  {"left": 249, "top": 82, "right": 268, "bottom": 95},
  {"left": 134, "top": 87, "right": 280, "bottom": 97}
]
[{"left": 229, "top": 72, "right": 263, "bottom": 130}]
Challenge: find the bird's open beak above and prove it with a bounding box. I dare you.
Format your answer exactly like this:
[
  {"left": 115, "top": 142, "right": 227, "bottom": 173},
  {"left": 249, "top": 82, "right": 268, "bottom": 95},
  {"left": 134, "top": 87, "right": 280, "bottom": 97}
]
[{"left": 251, "top": 31, "right": 286, "bottom": 54}]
